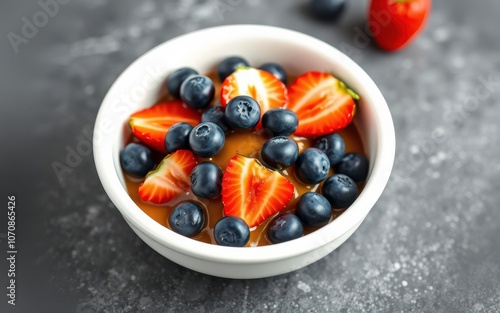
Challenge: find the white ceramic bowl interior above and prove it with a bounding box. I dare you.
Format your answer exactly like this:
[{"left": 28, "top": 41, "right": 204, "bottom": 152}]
[{"left": 94, "top": 25, "right": 395, "bottom": 279}]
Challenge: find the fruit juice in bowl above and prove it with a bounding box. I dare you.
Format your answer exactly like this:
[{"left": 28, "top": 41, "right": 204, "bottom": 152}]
[
  {"left": 94, "top": 25, "right": 395, "bottom": 278},
  {"left": 122, "top": 66, "right": 366, "bottom": 247}
]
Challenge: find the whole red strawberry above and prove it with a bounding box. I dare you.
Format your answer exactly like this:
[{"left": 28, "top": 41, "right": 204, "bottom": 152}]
[{"left": 369, "top": 0, "right": 431, "bottom": 51}]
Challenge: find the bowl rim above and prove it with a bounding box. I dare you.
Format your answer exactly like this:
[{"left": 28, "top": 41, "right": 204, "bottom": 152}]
[{"left": 94, "top": 24, "right": 395, "bottom": 264}]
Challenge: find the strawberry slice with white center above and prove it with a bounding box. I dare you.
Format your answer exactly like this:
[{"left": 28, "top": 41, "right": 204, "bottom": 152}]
[
  {"left": 222, "top": 155, "right": 294, "bottom": 228},
  {"left": 129, "top": 100, "right": 201, "bottom": 153},
  {"left": 220, "top": 67, "right": 288, "bottom": 129},
  {"left": 286, "top": 71, "right": 359, "bottom": 137},
  {"left": 138, "top": 150, "right": 197, "bottom": 205}
]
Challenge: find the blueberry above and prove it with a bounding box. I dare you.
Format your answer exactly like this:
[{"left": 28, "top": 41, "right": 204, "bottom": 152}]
[
  {"left": 166, "top": 67, "right": 198, "bottom": 99},
  {"left": 224, "top": 96, "right": 261, "bottom": 130},
  {"left": 259, "top": 63, "right": 288, "bottom": 85},
  {"left": 267, "top": 213, "right": 304, "bottom": 244},
  {"left": 261, "top": 136, "right": 298, "bottom": 170},
  {"left": 169, "top": 201, "right": 205, "bottom": 237},
  {"left": 180, "top": 75, "right": 215, "bottom": 109},
  {"left": 322, "top": 174, "right": 358, "bottom": 209},
  {"left": 120, "top": 143, "right": 155, "bottom": 177},
  {"left": 217, "top": 56, "right": 250, "bottom": 82},
  {"left": 189, "top": 122, "right": 225, "bottom": 158},
  {"left": 165, "top": 122, "right": 193, "bottom": 153},
  {"left": 295, "top": 148, "right": 330, "bottom": 184},
  {"left": 313, "top": 133, "right": 345, "bottom": 166},
  {"left": 310, "top": 0, "right": 346, "bottom": 21},
  {"left": 214, "top": 216, "right": 250, "bottom": 247},
  {"left": 201, "top": 106, "right": 231, "bottom": 133},
  {"left": 190, "top": 162, "right": 223, "bottom": 199},
  {"left": 296, "top": 192, "right": 332, "bottom": 227},
  {"left": 334, "top": 153, "right": 369, "bottom": 183},
  {"left": 261, "top": 108, "right": 298, "bottom": 137}
]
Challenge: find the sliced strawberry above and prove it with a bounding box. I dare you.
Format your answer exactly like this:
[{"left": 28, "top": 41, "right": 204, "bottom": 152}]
[
  {"left": 222, "top": 155, "right": 294, "bottom": 228},
  {"left": 286, "top": 71, "right": 359, "bottom": 137},
  {"left": 138, "top": 150, "right": 197, "bottom": 205},
  {"left": 220, "top": 67, "right": 288, "bottom": 129},
  {"left": 129, "top": 100, "right": 201, "bottom": 153}
]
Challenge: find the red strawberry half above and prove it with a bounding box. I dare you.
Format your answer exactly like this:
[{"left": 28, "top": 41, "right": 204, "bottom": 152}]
[
  {"left": 220, "top": 67, "right": 288, "bottom": 128},
  {"left": 138, "top": 150, "right": 197, "bottom": 205},
  {"left": 286, "top": 71, "right": 359, "bottom": 137},
  {"left": 222, "top": 155, "right": 294, "bottom": 228},
  {"left": 129, "top": 100, "right": 201, "bottom": 153}
]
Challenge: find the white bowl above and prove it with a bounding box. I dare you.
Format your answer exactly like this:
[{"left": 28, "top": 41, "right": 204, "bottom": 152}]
[{"left": 93, "top": 25, "right": 395, "bottom": 279}]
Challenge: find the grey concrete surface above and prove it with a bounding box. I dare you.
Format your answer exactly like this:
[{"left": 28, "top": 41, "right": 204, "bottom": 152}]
[{"left": 1, "top": 0, "right": 499, "bottom": 312}]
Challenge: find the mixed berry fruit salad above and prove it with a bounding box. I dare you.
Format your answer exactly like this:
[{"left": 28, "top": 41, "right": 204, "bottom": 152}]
[{"left": 120, "top": 56, "right": 368, "bottom": 247}]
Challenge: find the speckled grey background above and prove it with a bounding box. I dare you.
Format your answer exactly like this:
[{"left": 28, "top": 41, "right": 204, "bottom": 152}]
[{"left": 1, "top": 0, "right": 499, "bottom": 312}]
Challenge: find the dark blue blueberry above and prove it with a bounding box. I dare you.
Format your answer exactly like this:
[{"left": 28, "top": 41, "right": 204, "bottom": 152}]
[
  {"left": 267, "top": 213, "right": 304, "bottom": 244},
  {"left": 262, "top": 108, "right": 298, "bottom": 137},
  {"left": 190, "top": 162, "right": 223, "bottom": 199},
  {"left": 310, "top": 0, "right": 346, "bottom": 21},
  {"left": 296, "top": 192, "right": 332, "bottom": 227},
  {"left": 261, "top": 136, "right": 298, "bottom": 170},
  {"left": 166, "top": 67, "right": 198, "bottom": 99},
  {"left": 259, "top": 63, "right": 288, "bottom": 85},
  {"left": 180, "top": 75, "right": 215, "bottom": 109},
  {"left": 313, "top": 133, "right": 345, "bottom": 166},
  {"left": 334, "top": 153, "right": 369, "bottom": 183},
  {"left": 119, "top": 143, "right": 155, "bottom": 177},
  {"left": 188, "top": 122, "right": 225, "bottom": 158},
  {"left": 224, "top": 96, "right": 261, "bottom": 130},
  {"left": 201, "top": 106, "right": 231, "bottom": 134},
  {"left": 165, "top": 122, "right": 193, "bottom": 153},
  {"left": 322, "top": 174, "right": 358, "bottom": 209},
  {"left": 217, "top": 56, "right": 250, "bottom": 82},
  {"left": 295, "top": 148, "right": 330, "bottom": 184},
  {"left": 169, "top": 202, "right": 205, "bottom": 237},
  {"left": 214, "top": 216, "right": 250, "bottom": 247}
]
